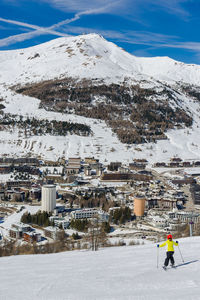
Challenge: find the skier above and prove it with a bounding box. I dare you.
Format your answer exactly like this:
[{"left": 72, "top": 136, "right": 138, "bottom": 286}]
[{"left": 157, "top": 234, "right": 178, "bottom": 269}]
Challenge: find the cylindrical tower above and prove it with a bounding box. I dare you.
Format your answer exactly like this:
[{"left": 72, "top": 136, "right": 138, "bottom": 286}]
[
  {"left": 134, "top": 195, "right": 146, "bottom": 217},
  {"left": 41, "top": 185, "right": 56, "bottom": 213}
]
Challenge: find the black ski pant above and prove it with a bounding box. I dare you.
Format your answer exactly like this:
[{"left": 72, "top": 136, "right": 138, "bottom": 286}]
[{"left": 164, "top": 251, "right": 174, "bottom": 266}]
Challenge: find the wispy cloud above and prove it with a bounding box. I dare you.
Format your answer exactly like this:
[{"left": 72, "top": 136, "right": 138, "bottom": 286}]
[
  {"left": 41, "top": 0, "right": 120, "bottom": 13},
  {"left": 0, "top": 1, "right": 117, "bottom": 47},
  {"left": 0, "top": 16, "right": 72, "bottom": 47},
  {"left": 42, "top": 0, "right": 192, "bottom": 19},
  {"left": 118, "top": 31, "right": 179, "bottom": 45},
  {"left": 159, "top": 41, "right": 200, "bottom": 51},
  {"left": 147, "top": 0, "right": 191, "bottom": 17},
  {"left": 0, "top": 17, "right": 69, "bottom": 37},
  {"left": 48, "top": 4, "right": 117, "bottom": 31},
  {"left": 0, "top": 31, "right": 43, "bottom": 47},
  {"left": 57, "top": 24, "right": 200, "bottom": 55},
  {"left": 59, "top": 24, "right": 177, "bottom": 45},
  {"left": 116, "top": 32, "right": 200, "bottom": 54}
]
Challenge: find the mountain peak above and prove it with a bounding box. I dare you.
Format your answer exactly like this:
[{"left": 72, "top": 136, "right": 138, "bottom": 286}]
[
  {"left": 78, "top": 32, "right": 105, "bottom": 40},
  {"left": 1, "top": 34, "right": 200, "bottom": 86}
]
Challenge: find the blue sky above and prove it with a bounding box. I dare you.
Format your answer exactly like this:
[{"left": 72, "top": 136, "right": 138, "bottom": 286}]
[{"left": 0, "top": 0, "right": 200, "bottom": 64}]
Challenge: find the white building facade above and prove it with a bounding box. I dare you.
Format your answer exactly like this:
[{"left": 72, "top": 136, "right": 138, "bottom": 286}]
[
  {"left": 71, "top": 208, "right": 109, "bottom": 222},
  {"left": 41, "top": 185, "right": 56, "bottom": 213}
]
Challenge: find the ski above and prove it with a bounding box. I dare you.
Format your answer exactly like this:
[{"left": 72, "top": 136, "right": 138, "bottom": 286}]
[{"left": 162, "top": 265, "right": 176, "bottom": 270}]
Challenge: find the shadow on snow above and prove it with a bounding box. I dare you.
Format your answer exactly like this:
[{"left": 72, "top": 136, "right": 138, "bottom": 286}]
[{"left": 175, "top": 260, "right": 199, "bottom": 268}]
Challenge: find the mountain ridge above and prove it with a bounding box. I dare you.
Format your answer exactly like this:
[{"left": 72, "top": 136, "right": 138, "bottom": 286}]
[{"left": 1, "top": 33, "right": 200, "bottom": 86}]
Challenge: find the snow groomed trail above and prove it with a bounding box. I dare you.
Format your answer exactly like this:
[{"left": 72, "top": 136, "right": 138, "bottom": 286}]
[{"left": 0, "top": 236, "right": 200, "bottom": 300}]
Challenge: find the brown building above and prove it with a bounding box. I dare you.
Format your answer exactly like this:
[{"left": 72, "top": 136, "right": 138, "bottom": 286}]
[
  {"left": 134, "top": 196, "right": 146, "bottom": 217},
  {"left": 154, "top": 162, "right": 166, "bottom": 167},
  {"left": 0, "top": 165, "right": 12, "bottom": 174},
  {"left": 23, "top": 232, "right": 41, "bottom": 243},
  {"left": 66, "top": 166, "right": 80, "bottom": 175},
  {"left": 68, "top": 157, "right": 81, "bottom": 166},
  {"left": 147, "top": 197, "right": 177, "bottom": 210},
  {"left": 30, "top": 187, "right": 41, "bottom": 201},
  {"left": 5, "top": 190, "right": 25, "bottom": 202},
  {"left": 169, "top": 162, "right": 180, "bottom": 167},
  {"left": 101, "top": 173, "right": 133, "bottom": 181},
  {"left": 9, "top": 223, "right": 34, "bottom": 239},
  {"left": 182, "top": 162, "right": 192, "bottom": 167},
  {"left": 6, "top": 180, "right": 32, "bottom": 189},
  {"left": 158, "top": 199, "right": 177, "bottom": 210},
  {"left": 9, "top": 228, "right": 22, "bottom": 239},
  {"left": 172, "top": 178, "right": 196, "bottom": 186},
  {"left": 101, "top": 173, "right": 152, "bottom": 182},
  {"left": 170, "top": 157, "right": 182, "bottom": 162},
  {"left": 108, "top": 162, "right": 122, "bottom": 171},
  {"left": 85, "top": 157, "right": 99, "bottom": 164},
  {"left": 45, "top": 174, "right": 65, "bottom": 183}
]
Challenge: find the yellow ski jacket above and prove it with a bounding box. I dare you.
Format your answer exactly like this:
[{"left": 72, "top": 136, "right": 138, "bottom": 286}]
[{"left": 159, "top": 240, "right": 178, "bottom": 252}]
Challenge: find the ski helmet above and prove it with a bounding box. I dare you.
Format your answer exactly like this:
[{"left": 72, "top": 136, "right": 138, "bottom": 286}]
[{"left": 167, "top": 234, "right": 172, "bottom": 240}]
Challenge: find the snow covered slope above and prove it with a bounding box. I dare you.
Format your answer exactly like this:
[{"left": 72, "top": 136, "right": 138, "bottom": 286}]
[
  {"left": 137, "top": 56, "right": 200, "bottom": 85},
  {"left": 0, "top": 33, "right": 200, "bottom": 85},
  {"left": 0, "top": 237, "right": 200, "bottom": 299},
  {"left": 1, "top": 34, "right": 200, "bottom": 164}
]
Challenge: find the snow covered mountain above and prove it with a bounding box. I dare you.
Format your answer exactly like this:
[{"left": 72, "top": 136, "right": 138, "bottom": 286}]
[
  {"left": 0, "top": 236, "right": 200, "bottom": 299},
  {"left": 1, "top": 33, "right": 200, "bottom": 85},
  {"left": 1, "top": 33, "right": 200, "bottom": 164}
]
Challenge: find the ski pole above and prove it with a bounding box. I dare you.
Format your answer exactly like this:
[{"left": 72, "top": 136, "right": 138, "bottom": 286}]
[
  {"left": 157, "top": 246, "right": 159, "bottom": 268},
  {"left": 178, "top": 244, "right": 184, "bottom": 263}
]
